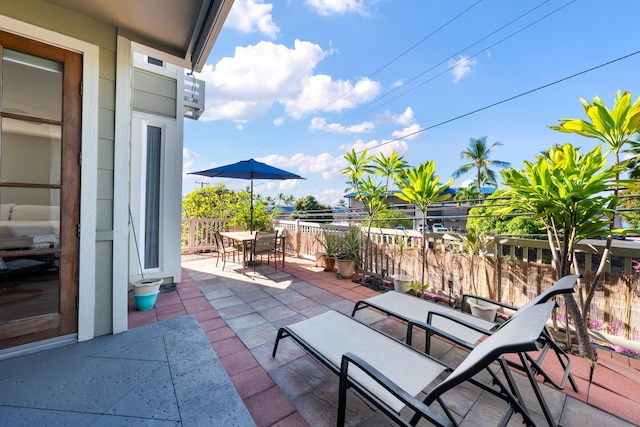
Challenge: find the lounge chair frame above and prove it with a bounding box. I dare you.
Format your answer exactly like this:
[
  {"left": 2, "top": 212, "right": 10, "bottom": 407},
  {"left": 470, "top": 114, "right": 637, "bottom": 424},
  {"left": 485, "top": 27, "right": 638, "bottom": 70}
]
[
  {"left": 352, "top": 274, "right": 581, "bottom": 426},
  {"left": 273, "top": 304, "right": 556, "bottom": 427}
]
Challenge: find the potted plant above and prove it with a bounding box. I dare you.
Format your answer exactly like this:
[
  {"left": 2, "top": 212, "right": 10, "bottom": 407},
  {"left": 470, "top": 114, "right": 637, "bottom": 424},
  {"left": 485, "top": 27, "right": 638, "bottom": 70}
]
[
  {"left": 316, "top": 231, "right": 341, "bottom": 272},
  {"left": 335, "top": 226, "right": 362, "bottom": 279},
  {"left": 389, "top": 232, "right": 412, "bottom": 292},
  {"left": 466, "top": 297, "right": 499, "bottom": 321},
  {"left": 131, "top": 277, "right": 164, "bottom": 311}
]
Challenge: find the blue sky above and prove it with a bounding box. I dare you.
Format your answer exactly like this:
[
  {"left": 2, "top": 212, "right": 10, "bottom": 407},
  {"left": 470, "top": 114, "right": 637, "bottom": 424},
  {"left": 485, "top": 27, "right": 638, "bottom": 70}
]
[{"left": 183, "top": 0, "right": 640, "bottom": 206}]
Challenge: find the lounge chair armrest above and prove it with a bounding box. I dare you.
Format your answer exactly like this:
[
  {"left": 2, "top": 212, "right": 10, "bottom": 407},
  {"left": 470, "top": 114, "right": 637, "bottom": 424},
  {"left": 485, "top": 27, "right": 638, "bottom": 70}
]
[
  {"left": 407, "top": 319, "right": 476, "bottom": 352},
  {"left": 339, "top": 352, "right": 452, "bottom": 427},
  {"left": 427, "top": 311, "right": 495, "bottom": 335},
  {"left": 461, "top": 294, "right": 518, "bottom": 312}
]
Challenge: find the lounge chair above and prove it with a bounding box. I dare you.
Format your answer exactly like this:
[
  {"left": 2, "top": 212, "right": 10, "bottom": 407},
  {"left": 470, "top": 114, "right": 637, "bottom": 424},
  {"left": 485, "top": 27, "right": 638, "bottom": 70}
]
[
  {"left": 352, "top": 274, "right": 581, "bottom": 426},
  {"left": 273, "top": 302, "right": 557, "bottom": 426}
]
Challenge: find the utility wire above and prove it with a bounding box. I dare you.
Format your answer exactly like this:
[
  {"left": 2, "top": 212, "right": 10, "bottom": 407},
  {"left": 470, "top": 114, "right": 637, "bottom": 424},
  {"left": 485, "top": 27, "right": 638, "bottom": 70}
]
[
  {"left": 338, "top": 0, "right": 558, "bottom": 127},
  {"left": 250, "top": 1, "right": 484, "bottom": 156},
  {"left": 355, "top": 48, "right": 640, "bottom": 154},
  {"left": 318, "top": 0, "right": 484, "bottom": 112}
]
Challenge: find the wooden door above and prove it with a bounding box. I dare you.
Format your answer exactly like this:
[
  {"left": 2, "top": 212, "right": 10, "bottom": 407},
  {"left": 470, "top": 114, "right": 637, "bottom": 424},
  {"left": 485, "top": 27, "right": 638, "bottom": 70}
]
[{"left": 0, "top": 31, "right": 81, "bottom": 349}]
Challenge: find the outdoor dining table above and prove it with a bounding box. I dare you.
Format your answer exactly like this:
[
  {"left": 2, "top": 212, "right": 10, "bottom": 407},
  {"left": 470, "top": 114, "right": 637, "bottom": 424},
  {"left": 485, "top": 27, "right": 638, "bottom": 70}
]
[{"left": 220, "top": 231, "right": 286, "bottom": 273}]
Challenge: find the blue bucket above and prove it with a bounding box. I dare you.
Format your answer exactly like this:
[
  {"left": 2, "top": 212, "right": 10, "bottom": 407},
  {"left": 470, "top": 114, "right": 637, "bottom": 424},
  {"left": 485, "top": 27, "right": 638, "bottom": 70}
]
[{"left": 134, "top": 291, "right": 159, "bottom": 311}]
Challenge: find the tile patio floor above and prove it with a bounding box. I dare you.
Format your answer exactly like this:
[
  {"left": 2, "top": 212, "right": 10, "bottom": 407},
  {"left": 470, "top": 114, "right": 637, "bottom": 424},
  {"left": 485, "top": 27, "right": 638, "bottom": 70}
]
[{"left": 127, "top": 253, "right": 640, "bottom": 426}]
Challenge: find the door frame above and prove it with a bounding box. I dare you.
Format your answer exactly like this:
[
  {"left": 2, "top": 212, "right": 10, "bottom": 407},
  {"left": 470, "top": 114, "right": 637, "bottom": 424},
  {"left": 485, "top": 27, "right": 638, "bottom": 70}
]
[{"left": 0, "top": 15, "right": 99, "bottom": 343}]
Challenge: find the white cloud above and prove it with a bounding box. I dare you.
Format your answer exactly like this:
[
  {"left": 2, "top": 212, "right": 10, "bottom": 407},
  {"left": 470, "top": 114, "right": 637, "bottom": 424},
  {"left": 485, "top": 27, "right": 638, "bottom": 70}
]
[
  {"left": 226, "top": 0, "right": 279, "bottom": 38},
  {"left": 344, "top": 138, "right": 408, "bottom": 158},
  {"left": 197, "top": 40, "right": 326, "bottom": 121},
  {"left": 315, "top": 188, "right": 346, "bottom": 206},
  {"left": 305, "top": 0, "right": 369, "bottom": 15},
  {"left": 309, "top": 117, "right": 375, "bottom": 134},
  {"left": 448, "top": 55, "right": 477, "bottom": 83},
  {"left": 284, "top": 75, "right": 380, "bottom": 119},
  {"left": 257, "top": 152, "right": 343, "bottom": 180},
  {"left": 182, "top": 148, "right": 199, "bottom": 176},
  {"left": 376, "top": 107, "right": 414, "bottom": 126},
  {"left": 273, "top": 117, "right": 285, "bottom": 126},
  {"left": 196, "top": 39, "right": 380, "bottom": 122},
  {"left": 461, "top": 179, "right": 474, "bottom": 188},
  {"left": 391, "top": 123, "right": 421, "bottom": 140},
  {"left": 278, "top": 180, "right": 299, "bottom": 191}
]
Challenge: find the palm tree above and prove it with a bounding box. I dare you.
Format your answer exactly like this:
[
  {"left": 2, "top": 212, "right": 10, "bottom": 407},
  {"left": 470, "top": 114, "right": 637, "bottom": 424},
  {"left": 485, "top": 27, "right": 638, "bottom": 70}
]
[
  {"left": 454, "top": 185, "right": 481, "bottom": 206},
  {"left": 625, "top": 138, "right": 640, "bottom": 179},
  {"left": 356, "top": 177, "right": 388, "bottom": 282},
  {"left": 340, "top": 149, "right": 382, "bottom": 283},
  {"left": 372, "top": 151, "right": 408, "bottom": 193},
  {"left": 396, "top": 161, "right": 454, "bottom": 293},
  {"left": 341, "top": 149, "right": 375, "bottom": 196},
  {"left": 452, "top": 137, "right": 510, "bottom": 191}
]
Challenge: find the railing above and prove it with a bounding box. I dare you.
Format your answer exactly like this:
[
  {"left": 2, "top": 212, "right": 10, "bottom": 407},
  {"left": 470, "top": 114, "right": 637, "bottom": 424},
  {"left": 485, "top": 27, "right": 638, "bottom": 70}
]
[
  {"left": 181, "top": 218, "right": 229, "bottom": 253},
  {"left": 182, "top": 217, "right": 640, "bottom": 347}
]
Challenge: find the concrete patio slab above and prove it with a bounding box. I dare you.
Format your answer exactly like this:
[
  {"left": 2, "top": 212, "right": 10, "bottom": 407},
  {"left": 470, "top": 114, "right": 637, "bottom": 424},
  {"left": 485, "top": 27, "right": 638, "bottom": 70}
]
[{"left": 0, "top": 316, "right": 255, "bottom": 427}]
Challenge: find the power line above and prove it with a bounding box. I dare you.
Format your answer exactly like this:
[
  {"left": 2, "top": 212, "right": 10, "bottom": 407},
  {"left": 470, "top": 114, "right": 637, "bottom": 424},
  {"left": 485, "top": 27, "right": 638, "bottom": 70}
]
[
  {"left": 360, "top": 48, "right": 640, "bottom": 154},
  {"left": 318, "top": 0, "right": 485, "bottom": 112},
  {"left": 338, "top": 0, "right": 560, "bottom": 127},
  {"left": 250, "top": 1, "right": 485, "bottom": 156}
]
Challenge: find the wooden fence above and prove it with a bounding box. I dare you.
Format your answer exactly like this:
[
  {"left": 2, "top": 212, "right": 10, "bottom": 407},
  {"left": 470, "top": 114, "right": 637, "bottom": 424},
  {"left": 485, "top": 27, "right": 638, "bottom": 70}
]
[{"left": 182, "top": 217, "right": 640, "bottom": 346}]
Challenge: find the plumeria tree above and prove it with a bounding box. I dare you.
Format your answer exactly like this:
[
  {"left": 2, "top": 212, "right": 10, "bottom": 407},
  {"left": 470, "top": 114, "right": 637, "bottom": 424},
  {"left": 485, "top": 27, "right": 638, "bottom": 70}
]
[
  {"left": 497, "top": 144, "right": 624, "bottom": 359},
  {"left": 550, "top": 91, "right": 640, "bottom": 187},
  {"left": 395, "top": 161, "right": 454, "bottom": 293}
]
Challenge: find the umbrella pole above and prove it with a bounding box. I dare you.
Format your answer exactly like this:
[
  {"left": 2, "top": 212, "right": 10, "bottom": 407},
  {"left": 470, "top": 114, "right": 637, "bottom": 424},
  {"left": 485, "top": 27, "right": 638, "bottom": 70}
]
[{"left": 250, "top": 177, "right": 254, "bottom": 233}]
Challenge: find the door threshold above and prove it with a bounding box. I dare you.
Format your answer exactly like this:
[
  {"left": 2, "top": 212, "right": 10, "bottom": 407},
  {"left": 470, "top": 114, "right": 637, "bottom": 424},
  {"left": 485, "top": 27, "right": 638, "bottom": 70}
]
[{"left": 0, "top": 334, "right": 77, "bottom": 361}]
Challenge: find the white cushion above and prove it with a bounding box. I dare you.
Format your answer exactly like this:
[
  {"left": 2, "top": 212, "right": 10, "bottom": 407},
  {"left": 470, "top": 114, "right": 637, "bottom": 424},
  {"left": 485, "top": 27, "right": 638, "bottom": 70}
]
[
  {"left": 0, "top": 204, "right": 14, "bottom": 221},
  {"left": 11, "top": 205, "right": 60, "bottom": 221}
]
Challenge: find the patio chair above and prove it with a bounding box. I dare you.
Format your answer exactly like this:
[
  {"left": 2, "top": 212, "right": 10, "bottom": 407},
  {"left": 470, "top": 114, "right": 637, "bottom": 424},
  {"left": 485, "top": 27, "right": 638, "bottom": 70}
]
[
  {"left": 213, "top": 231, "right": 240, "bottom": 271},
  {"left": 250, "top": 232, "right": 278, "bottom": 272},
  {"left": 273, "top": 302, "right": 557, "bottom": 427},
  {"left": 273, "top": 227, "right": 285, "bottom": 267}
]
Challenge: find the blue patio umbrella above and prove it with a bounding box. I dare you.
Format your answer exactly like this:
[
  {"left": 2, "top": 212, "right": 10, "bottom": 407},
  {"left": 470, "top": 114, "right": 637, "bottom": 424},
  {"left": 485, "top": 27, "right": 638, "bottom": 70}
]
[{"left": 189, "top": 158, "right": 304, "bottom": 232}]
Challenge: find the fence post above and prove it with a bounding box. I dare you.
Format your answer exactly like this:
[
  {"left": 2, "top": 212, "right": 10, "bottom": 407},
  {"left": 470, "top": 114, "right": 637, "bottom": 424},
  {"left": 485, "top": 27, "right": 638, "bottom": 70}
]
[
  {"left": 295, "top": 219, "right": 301, "bottom": 256},
  {"left": 189, "top": 217, "right": 196, "bottom": 254}
]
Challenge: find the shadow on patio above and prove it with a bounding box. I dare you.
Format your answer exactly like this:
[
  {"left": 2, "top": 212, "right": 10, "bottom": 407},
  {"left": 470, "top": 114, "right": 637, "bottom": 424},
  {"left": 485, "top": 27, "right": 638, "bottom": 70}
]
[
  {"left": 129, "top": 253, "right": 640, "bottom": 426},
  {"left": 2, "top": 253, "right": 635, "bottom": 425}
]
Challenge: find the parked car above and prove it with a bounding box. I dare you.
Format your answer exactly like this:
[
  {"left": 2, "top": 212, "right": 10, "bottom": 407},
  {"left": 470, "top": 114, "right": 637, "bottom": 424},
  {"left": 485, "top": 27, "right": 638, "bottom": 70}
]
[
  {"left": 418, "top": 224, "right": 430, "bottom": 232},
  {"left": 432, "top": 223, "right": 449, "bottom": 233}
]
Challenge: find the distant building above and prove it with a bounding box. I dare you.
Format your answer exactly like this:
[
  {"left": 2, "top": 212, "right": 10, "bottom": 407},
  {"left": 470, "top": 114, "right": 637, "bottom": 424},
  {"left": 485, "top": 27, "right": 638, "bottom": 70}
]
[{"left": 344, "top": 188, "right": 496, "bottom": 231}]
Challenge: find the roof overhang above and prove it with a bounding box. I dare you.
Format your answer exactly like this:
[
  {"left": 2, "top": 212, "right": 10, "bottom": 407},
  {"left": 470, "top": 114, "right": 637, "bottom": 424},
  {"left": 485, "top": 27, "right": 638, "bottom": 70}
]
[{"left": 47, "top": 0, "right": 233, "bottom": 72}]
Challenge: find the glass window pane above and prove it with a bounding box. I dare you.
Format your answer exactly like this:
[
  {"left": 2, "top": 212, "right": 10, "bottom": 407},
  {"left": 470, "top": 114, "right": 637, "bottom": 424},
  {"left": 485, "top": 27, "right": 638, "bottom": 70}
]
[
  {"left": 0, "top": 188, "right": 60, "bottom": 323},
  {"left": 144, "top": 126, "right": 161, "bottom": 269},
  {"left": 2, "top": 49, "right": 62, "bottom": 121},
  {"left": 0, "top": 118, "right": 61, "bottom": 185}
]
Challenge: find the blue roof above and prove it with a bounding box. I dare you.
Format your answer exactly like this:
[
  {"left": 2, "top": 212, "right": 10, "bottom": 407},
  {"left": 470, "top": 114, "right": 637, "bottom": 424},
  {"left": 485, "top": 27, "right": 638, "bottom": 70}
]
[
  {"left": 268, "top": 205, "right": 295, "bottom": 213},
  {"left": 344, "top": 187, "right": 496, "bottom": 198}
]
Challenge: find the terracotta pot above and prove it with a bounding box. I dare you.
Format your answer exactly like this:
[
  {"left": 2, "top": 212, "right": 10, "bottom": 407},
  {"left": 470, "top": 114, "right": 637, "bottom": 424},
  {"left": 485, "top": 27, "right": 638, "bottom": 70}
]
[
  {"left": 335, "top": 259, "right": 355, "bottom": 279},
  {"left": 324, "top": 257, "right": 336, "bottom": 272}
]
